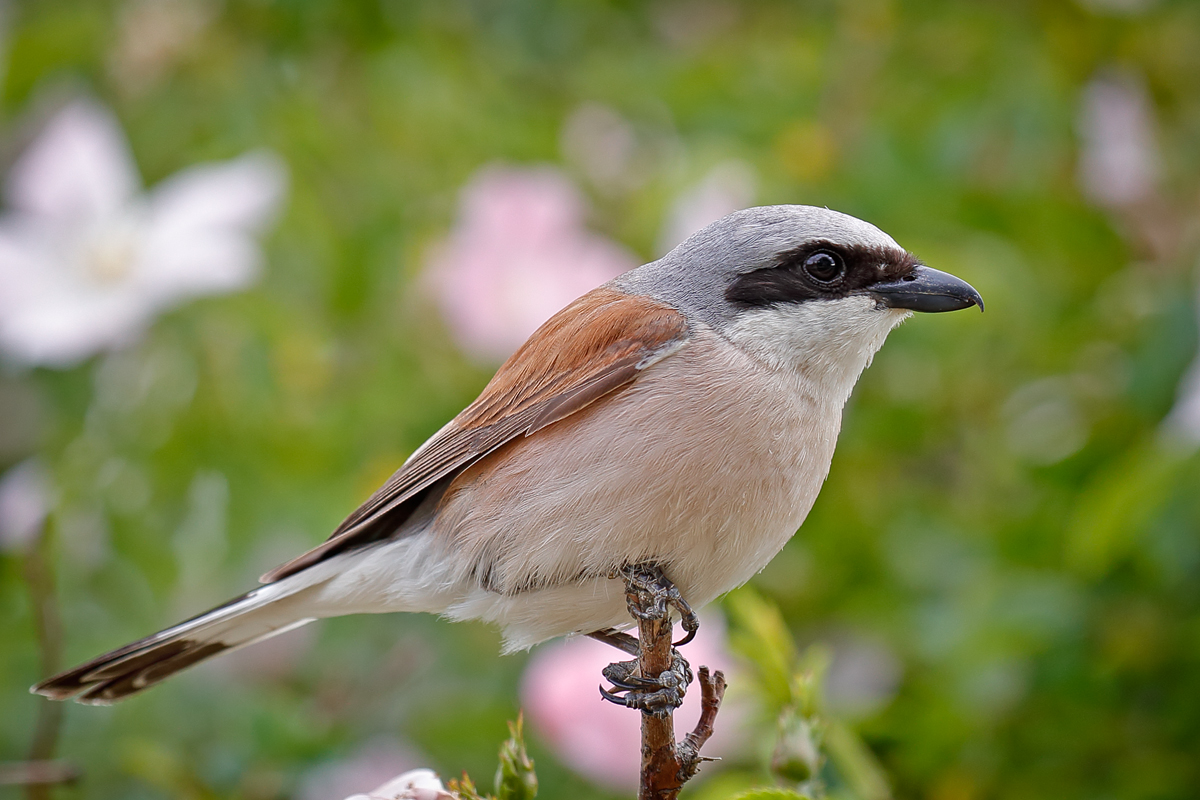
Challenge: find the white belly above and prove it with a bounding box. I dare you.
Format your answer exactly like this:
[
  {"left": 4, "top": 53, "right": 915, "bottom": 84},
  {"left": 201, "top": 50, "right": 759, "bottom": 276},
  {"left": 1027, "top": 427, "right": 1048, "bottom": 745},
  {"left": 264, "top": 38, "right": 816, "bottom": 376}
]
[{"left": 412, "top": 328, "right": 845, "bottom": 649}]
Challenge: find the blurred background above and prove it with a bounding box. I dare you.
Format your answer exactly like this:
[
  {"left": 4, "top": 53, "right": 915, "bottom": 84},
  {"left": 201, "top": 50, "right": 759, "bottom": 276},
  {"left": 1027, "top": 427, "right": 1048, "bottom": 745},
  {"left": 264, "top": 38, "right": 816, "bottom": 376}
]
[{"left": 1, "top": 0, "right": 1199, "bottom": 798}]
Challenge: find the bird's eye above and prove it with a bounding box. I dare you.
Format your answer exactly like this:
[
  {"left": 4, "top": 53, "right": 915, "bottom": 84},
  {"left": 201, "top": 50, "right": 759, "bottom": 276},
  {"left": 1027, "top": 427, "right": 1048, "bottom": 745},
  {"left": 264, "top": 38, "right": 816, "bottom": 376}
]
[{"left": 803, "top": 250, "right": 843, "bottom": 283}]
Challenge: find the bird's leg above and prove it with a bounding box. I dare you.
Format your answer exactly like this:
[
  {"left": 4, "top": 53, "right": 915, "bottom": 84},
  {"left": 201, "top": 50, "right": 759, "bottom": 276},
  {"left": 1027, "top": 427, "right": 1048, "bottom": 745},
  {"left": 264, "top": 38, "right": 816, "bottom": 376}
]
[
  {"left": 620, "top": 563, "right": 700, "bottom": 646},
  {"left": 588, "top": 627, "right": 639, "bottom": 656},
  {"left": 594, "top": 563, "right": 697, "bottom": 717}
]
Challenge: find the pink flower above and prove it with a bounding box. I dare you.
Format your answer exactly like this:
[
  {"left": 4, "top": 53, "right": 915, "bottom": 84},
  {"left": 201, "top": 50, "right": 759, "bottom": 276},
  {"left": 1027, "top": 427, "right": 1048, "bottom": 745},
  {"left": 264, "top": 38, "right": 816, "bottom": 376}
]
[
  {"left": 657, "top": 161, "right": 756, "bottom": 256},
  {"left": 1077, "top": 70, "right": 1160, "bottom": 209},
  {"left": 0, "top": 99, "right": 286, "bottom": 367},
  {"left": 520, "top": 614, "right": 743, "bottom": 792},
  {"left": 424, "top": 166, "right": 637, "bottom": 363}
]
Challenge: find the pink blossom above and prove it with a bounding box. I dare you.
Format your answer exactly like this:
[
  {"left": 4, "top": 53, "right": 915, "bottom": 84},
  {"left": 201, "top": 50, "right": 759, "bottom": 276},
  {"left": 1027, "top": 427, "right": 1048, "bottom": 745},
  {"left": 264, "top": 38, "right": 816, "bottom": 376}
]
[
  {"left": 657, "top": 161, "right": 756, "bottom": 256},
  {"left": 0, "top": 99, "right": 286, "bottom": 367},
  {"left": 560, "top": 104, "right": 639, "bottom": 194},
  {"left": 1077, "top": 70, "right": 1160, "bottom": 209},
  {"left": 424, "top": 166, "right": 637, "bottom": 363},
  {"left": 520, "top": 614, "right": 743, "bottom": 792}
]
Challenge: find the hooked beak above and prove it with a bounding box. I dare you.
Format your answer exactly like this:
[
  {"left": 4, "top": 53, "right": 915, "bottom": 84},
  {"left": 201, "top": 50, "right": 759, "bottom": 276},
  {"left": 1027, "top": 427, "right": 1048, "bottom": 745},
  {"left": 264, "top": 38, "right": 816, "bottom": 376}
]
[{"left": 868, "top": 265, "right": 984, "bottom": 313}]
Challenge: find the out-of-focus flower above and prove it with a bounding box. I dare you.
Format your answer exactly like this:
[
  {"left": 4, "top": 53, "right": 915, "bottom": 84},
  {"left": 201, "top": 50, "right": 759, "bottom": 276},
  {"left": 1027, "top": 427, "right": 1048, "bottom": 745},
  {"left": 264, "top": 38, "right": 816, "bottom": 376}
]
[
  {"left": 1003, "top": 378, "right": 1090, "bottom": 465},
  {"left": 1075, "top": 0, "right": 1158, "bottom": 15},
  {"left": 521, "top": 613, "right": 743, "bottom": 792},
  {"left": 0, "top": 99, "right": 286, "bottom": 368},
  {"left": 657, "top": 160, "right": 756, "bottom": 255},
  {"left": 1077, "top": 70, "right": 1160, "bottom": 210},
  {"left": 561, "top": 103, "right": 639, "bottom": 194},
  {"left": 299, "top": 740, "right": 425, "bottom": 800},
  {"left": 652, "top": 0, "right": 741, "bottom": 50},
  {"left": 822, "top": 631, "right": 903, "bottom": 720},
  {"left": 109, "top": 0, "right": 214, "bottom": 95},
  {"left": 424, "top": 165, "right": 637, "bottom": 363},
  {"left": 1163, "top": 279, "right": 1200, "bottom": 447},
  {"left": 344, "top": 768, "right": 453, "bottom": 800},
  {"left": 0, "top": 458, "right": 51, "bottom": 552}
]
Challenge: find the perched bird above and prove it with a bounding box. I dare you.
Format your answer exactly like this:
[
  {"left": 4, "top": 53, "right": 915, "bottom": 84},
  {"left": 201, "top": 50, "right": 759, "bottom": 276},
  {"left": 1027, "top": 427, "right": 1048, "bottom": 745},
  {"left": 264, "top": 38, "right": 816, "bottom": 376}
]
[{"left": 34, "top": 205, "right": 981, "bottom": 705}]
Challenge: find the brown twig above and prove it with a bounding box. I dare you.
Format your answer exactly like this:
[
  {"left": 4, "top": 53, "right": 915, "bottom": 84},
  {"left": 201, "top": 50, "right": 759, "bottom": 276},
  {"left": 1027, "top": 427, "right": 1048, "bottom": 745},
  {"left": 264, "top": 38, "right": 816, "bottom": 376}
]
[
  {"left": 677, "top": 666, "right": 727, "bottom": 782},
  {"left": 625, "top": 570, "right": 727, "bottom": 800},
  {"left": 22, "top": 524, "right": 75, "bottom": 800},
  {"left": 0, "top": 761, "right": 80, "bottom": 788}
]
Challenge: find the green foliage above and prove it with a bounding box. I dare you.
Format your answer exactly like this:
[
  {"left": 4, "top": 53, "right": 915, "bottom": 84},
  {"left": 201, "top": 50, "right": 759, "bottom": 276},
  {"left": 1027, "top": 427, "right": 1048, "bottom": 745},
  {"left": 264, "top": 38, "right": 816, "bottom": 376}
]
[
  {"left": 446, "top": 716, "right": 537, "bottom": 800},
  {"left": 729, "top": 790, "right": 811, "bottom": 800},
  {"left": 494, "top": 716, "right": 538, "bottom": 800},
  {"left": 725, "top": 587, "right": 891, "bottom": 800}
]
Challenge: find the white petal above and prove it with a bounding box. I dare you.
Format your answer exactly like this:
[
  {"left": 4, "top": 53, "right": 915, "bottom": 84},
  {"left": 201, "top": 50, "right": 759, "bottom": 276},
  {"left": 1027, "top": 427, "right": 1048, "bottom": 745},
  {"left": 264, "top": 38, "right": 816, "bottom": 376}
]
[
  {"left": 0, "top": 459, "right": 53, "bottom": 552},
  {"left": 0, "top": 286, "right": 150, "bottom": 368},
  {"left": 5, "top": 99, "right": 140, "bottom": 222},
  {"left": 0, "top": 218, "right": 87, "bottom": 326},
  {"left": 148, "top": 150, "right": 287, "bottom": 238},
  {"left": 362, "top": 769, "right": 452, "bottom": 800},
  {"left": 136, "top": 231, "right": 262, "bottom": 306}
]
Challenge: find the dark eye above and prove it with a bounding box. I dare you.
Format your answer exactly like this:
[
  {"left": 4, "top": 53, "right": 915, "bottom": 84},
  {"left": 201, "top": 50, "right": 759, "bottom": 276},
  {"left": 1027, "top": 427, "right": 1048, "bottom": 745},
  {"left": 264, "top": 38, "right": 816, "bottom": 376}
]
[{"left": 803, "top": 250, "right": 844, "bottom": 283}]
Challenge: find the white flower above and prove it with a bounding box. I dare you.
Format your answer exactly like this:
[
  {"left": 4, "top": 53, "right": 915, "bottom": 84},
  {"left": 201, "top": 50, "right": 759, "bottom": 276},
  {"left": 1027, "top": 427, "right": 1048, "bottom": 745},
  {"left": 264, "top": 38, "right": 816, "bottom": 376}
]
[
  {"left": 0, "top": 99, "right": 287, "bottom": 368},
  {"left": 1163, "top": 278, "right": 1200, "bottom": 447},
  {"left": 0, "top": 458, "right": 52, "bottom": 552},
  {"left": 344, "top": 768, "right": 453, "bottom": 800}
]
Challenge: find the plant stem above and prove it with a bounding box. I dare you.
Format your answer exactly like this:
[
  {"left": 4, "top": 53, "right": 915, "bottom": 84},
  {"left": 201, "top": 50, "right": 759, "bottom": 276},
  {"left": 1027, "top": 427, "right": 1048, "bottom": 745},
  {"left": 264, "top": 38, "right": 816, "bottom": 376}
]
[{"left": 22, "top": 526, "right": 72, "bottom": 800}]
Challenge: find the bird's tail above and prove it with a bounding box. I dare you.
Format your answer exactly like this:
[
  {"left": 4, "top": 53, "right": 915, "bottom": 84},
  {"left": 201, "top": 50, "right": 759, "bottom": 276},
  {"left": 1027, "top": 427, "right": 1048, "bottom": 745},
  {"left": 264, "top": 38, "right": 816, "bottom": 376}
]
[{"left": 31, "top": 578, "right": 323, "bottom": 705}]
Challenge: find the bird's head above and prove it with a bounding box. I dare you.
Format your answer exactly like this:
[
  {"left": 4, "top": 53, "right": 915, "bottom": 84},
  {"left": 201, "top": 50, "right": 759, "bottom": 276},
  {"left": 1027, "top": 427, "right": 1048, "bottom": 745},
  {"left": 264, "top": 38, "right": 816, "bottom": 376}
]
[{"left": 617, "top": 205, "right": 982, "bottom": 400}]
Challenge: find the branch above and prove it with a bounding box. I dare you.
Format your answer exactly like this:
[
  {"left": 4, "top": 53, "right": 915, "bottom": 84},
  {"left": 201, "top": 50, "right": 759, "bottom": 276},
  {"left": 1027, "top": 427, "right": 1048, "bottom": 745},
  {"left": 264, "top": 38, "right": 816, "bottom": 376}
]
[
  {"left": 636, "top": 605, "right": 680, "bottom": 800},
  {"left": 624, "top": 569, "right": 727, "bottom": 800},
  {"left": 22, "top": 523, "right": 77, "bottom": 800},
  {"left": 676, "top": 666, "right": 727, "bottom": 782}
]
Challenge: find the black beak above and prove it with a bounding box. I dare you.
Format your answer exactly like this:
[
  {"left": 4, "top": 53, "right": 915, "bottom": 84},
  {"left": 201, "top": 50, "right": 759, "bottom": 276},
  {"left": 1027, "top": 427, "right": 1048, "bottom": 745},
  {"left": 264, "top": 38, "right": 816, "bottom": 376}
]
[{"left": 868, "top": 265, "right": 984, "bottom": 313}]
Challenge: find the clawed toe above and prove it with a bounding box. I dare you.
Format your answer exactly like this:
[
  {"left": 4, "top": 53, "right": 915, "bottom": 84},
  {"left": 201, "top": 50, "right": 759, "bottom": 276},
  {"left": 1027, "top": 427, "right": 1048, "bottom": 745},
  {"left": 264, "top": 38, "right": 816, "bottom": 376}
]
[
  {"left": 674, "top": 605, "right": 700, "bottom": 646},
  {"left": 598, "top": 651, "right": 693, "bottom": 716},
  {"left": 617, "top": 563, "right": 702, "bottom": 646}
]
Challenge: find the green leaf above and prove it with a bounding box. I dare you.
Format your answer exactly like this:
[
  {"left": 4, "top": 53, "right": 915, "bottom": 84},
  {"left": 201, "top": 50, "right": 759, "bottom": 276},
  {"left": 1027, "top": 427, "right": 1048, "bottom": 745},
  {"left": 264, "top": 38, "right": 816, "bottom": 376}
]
[
  {"left": 494, "top": 714, "right": 538, "bottom": 800},
  {"left": 725, "top": 586, "right": 798, "bottom": 710},
  {"left": 825, "top": 720, "right": 892, "bottom": 800},
  {"left": 730, "top": 789, "right": 813, "bottom": 800},
  {"left": 1065, "top": 439, "right": 1190, "bottom": 576}
]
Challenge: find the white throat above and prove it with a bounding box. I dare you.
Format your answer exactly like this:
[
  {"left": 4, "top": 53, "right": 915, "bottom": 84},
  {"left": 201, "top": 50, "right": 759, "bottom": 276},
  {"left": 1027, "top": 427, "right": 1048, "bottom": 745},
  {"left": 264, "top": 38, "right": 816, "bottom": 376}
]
[{"left": 721, "top": 296, "right": 910, "bottom": 408}]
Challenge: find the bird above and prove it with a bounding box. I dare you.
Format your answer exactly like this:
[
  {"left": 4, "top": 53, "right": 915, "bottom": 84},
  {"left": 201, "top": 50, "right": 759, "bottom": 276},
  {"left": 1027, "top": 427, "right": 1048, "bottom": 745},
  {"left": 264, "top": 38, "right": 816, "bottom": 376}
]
[{"left": 33, "top": 205, "right": 982, "bottom": 705}]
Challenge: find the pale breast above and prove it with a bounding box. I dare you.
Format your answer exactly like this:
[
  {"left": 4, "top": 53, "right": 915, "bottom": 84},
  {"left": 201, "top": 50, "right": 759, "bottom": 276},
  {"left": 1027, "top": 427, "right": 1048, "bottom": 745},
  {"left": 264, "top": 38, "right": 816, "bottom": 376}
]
[{"left": 432, "top": 326, "right": 844, "bottom": 615}]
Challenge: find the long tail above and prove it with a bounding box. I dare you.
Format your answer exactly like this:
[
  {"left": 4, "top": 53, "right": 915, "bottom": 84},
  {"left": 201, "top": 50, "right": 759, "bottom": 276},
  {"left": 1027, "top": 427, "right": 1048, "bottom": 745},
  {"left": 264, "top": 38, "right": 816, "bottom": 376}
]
[{"left": 32, "top": 578, "right": 323, "bottom": 705}]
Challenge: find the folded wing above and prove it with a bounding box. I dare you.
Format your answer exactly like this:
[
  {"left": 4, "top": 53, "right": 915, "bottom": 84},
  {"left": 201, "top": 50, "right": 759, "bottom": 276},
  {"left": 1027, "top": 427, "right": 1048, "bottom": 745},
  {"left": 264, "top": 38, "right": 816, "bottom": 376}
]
[{"left": 261, "top": 287, "right": 690, "bottom": 582}]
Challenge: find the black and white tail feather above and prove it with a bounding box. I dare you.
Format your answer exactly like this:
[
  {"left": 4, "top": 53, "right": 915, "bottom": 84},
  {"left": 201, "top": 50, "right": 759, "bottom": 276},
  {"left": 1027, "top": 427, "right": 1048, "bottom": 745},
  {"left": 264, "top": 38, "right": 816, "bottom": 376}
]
[{"left": 32, "top": 575, "right": 323, "bottom": 705}]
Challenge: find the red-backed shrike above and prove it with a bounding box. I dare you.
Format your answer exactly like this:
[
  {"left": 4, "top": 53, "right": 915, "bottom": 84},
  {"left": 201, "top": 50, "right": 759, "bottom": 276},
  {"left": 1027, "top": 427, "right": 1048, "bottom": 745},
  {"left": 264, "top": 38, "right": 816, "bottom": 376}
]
[{"left": 35, "top": 205, "right": 981, "bottom": 704}]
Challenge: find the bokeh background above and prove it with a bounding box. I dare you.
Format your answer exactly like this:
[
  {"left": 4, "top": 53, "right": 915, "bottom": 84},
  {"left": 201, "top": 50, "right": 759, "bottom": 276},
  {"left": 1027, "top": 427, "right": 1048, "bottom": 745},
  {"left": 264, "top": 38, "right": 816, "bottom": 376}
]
[{"left": 2, "top": 0, "right": 1200, "bottom": 798}]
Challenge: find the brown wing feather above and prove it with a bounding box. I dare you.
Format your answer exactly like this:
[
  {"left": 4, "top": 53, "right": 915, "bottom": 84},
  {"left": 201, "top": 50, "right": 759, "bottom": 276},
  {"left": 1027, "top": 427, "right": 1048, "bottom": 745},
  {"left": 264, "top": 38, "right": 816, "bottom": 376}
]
[{"left": 261, "top": 287, "right": 689, "bottom": 582}]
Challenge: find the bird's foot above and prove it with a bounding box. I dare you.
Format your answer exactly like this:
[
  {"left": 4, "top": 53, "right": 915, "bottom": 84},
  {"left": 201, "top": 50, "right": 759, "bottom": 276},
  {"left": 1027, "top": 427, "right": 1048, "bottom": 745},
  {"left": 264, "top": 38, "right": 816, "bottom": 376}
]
[
  {"left": 617, "top": 563, "right": 700, "bottom": 646},
  {"left": 599, "top": 649, "right": 694, "bottom": 717}
]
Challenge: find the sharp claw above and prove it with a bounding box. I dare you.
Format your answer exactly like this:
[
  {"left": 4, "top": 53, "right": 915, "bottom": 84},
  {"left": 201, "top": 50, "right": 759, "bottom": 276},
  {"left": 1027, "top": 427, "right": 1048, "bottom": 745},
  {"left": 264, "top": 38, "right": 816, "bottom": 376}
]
[
  {"left": 674, "top": 626, "right": 697, "bottom": 647},
  {"left": 606, "top": 674, "right": 652, "bottom": 691},
  {"left": 599, "top": 685, "right": 628, "bottom": 706}
]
